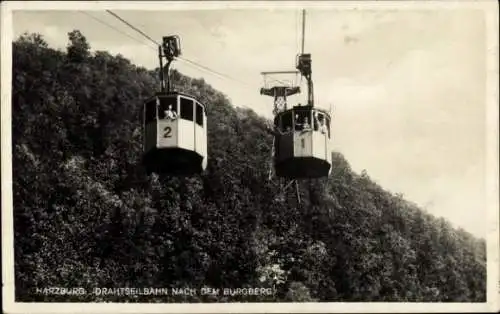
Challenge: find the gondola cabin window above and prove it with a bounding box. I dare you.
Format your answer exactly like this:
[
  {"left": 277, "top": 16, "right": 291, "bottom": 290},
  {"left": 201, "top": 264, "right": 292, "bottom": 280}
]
[
  {"left": 158, "top": 96, "right": 178, "bottom": 120},
  {"left": 294, "top": 109, "right": 312, "bottom": 131},
  {"left": 180, "top": 96, "right": 194, "bottom": 121},
  {"left": 313, "top": 111, "right": 323, "bottom": 131},
  {"left": 195, "top": 102, "right": 204, "bottom": 127}
]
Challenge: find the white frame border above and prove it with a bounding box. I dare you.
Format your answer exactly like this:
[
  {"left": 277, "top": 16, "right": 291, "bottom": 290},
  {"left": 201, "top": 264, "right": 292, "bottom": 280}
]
[{"left": 2, "top": 1, "right": 499, "bottom": 313}]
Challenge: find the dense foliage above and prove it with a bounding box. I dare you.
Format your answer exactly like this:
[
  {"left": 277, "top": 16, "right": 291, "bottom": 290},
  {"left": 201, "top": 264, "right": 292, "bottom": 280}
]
[{"left": 11, "top": 31, "right": 486, "bottom": 302}]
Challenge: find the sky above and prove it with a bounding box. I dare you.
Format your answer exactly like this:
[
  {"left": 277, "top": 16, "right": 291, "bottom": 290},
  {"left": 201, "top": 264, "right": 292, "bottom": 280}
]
[{"left": 11, "top": 5, "right": 491, "bottom": 237}]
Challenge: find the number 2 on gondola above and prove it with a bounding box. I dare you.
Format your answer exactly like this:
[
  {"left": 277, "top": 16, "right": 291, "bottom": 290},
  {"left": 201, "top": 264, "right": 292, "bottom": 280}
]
[{"left": 164, "top": 126, "right": 172, "bottom": 138}]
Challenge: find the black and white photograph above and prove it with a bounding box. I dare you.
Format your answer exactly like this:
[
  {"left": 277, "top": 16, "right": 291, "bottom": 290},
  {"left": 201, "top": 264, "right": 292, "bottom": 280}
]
[{"left": 1, "top": 1, "right": 499, "bottom": 313}]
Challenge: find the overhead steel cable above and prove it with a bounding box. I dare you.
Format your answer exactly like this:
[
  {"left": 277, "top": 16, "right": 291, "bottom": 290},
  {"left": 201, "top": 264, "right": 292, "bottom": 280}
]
[
  {"left": 177, "top": 57, "right": 254, "bottom": 88},
  {"left": 104, "top": 10, "right": 256, "bottom": 90},
  {"left": 106, "top": 10, "right": 161, "bottom": 47},
  {"left": 80, "top": 11, "right": 157, "bottom": 51}
]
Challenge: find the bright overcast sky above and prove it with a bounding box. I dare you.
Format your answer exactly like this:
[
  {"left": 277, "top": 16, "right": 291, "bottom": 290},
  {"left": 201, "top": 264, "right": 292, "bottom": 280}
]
[{"left": 10, "top": 2, "right": 495, "bottom": 238}]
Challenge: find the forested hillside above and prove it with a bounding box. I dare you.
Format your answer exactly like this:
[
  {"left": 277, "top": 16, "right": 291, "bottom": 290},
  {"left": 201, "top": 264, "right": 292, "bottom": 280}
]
[{"left": 11, "top": 31, "right": 486, "bottom": 302}]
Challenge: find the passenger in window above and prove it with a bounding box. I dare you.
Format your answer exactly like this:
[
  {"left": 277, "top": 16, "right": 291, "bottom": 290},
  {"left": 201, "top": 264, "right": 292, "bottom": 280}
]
[
  {"left": 294, "top": 114, "right": 311, "bottom": 132},
  {"left": 313, "top": 111, "right": 320, "bottom": 129},
  {"left": 314, "top": 111, "right": 327, "bottom": 134},
  {"left": 302, "top": 117, "right": 311, "bottom": 131},
  {"left": 319, "top": 119, "right": 328, "bottom": 134},
  {"left": 164, "top": 105, "right": 177, "bottom": 120}
]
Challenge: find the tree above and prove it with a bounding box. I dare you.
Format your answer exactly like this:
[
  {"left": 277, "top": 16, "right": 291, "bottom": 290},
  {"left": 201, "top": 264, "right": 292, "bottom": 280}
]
[
  {"left": 11, "top": 31, "right": 487, "bottom": 303},
  {"left": 67, "top": 30, "right": 91, "bottom": 62}
]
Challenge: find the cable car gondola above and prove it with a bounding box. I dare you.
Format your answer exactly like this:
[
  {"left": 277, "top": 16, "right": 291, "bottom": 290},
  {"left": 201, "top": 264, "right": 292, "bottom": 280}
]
[
  {"left": 272, "top": 103, "right": 332, "bottom": 179},
  {"left": 261, "top": 10, "right": 332, "bottom": 180},
  {"left": 261, "top": 75, "right": 332, "bottom": 179},
  {"left": 142, "top": 35, "right": 208, "bottom": 176}
]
